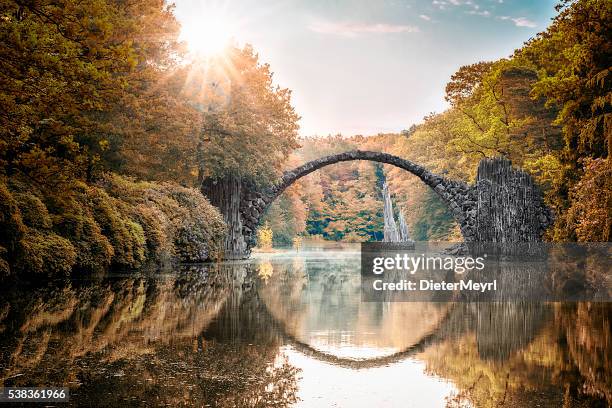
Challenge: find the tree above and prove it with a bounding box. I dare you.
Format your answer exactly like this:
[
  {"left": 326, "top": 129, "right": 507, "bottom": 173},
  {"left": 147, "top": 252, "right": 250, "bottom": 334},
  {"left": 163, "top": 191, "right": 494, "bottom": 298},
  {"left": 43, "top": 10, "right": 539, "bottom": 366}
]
[
  {"left": 196, "top": 45, "right": 301, "bottom": 185},
  {"left": 445, "top": 61, "right": 494, "bottom": 107},
  {"left": 566, "top": 158, "right": 611, "bottom": 241},
  {"left": 519, "top": 0, "right": 611, "bottom": 161},
  {"left": 443, "top": 59, "right": 563, "bottom": 165},
  {"left": 0, "top": 0, "right": 190, "bottom": 187},
  {"left": 257, "top": 222, "right": 274, "bottom": 249},
  {"left": 516, "top": 0, "right": 611, "bottom": 240}
]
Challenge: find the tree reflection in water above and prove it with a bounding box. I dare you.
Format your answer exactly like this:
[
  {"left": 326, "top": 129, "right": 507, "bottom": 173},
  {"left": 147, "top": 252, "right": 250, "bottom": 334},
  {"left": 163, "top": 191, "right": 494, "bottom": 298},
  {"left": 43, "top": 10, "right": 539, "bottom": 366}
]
[
  {"left": 0, "top": 264, "right": 299, "bottom": 407},
  {"left": 422, "top": 301, "right": 610, "bottom": 407},
  {"left": 0, "top": 248, "right": 609, "bottom": 408}
]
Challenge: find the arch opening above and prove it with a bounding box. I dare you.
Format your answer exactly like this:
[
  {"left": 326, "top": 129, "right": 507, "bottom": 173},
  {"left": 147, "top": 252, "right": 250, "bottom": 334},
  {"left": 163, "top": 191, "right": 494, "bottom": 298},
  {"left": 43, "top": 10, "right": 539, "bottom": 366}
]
[{"left": 241, "top": 150, "right": 477, "bottom": 251}]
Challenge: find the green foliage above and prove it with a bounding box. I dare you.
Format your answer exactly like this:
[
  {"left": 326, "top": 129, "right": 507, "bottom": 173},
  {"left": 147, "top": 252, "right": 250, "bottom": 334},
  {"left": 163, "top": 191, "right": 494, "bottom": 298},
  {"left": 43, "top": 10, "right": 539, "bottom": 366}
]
[
  {"left": 263, "top": 0, "right": 610, "bottom": 244},
  {"left": 197, "top": 45, "right": 300, "bottom": 185},
  {"left": 368, "top": 0, "right": 610, "bottom": 242},
  {"left": 516, "top": 0, "right": 611, "bottom": 240},
  {"left": 519, "top": 0, "right": 611, "bottom": 160},
  {"left": 299, "top": 136, "right": 385, "bottom": 242},
  {"left": 16, "top": 231, "right": 77, "bottom": 276},
  {"left": 264, "top": 134, "right": 459, "bottom": 243}
]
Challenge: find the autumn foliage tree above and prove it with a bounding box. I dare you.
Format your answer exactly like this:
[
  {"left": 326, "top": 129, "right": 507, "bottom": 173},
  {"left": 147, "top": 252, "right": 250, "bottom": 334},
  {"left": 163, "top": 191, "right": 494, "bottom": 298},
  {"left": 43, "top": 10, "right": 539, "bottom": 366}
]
[
  {"left": 195, "top": 45, "right": 301, "bottom": 186},
  {"left": 262, "top": 0, "right": 610, "bottom": 244},
  {"left": 0, "top": 0, "right": 228, "bottom": 276},
  {"left": 0, "top": 0, "right": 195, "bottom": 186},
  {"left": 517, "top": 0, "right": 611, "bottom": 241},
  {"left": 382, "top": 0, "right": 611, "bottom": 242}
]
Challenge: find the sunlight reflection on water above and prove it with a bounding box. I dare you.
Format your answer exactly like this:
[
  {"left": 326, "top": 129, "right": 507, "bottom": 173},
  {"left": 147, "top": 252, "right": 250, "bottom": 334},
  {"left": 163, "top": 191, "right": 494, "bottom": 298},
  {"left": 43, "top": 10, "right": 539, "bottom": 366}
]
[
  {"left": 281, "top": 346, "right": 460, "bottom": 408},
  {"left": 250, "top": 244, "right": 464, "bottom": 406}
]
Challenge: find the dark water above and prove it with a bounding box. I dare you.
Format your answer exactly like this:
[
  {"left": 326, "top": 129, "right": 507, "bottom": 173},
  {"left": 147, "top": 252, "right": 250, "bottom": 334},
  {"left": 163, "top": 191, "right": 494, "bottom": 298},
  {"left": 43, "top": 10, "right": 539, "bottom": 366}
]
[{"left": 0, "top": 245, "right": 610, "bottom": 407}]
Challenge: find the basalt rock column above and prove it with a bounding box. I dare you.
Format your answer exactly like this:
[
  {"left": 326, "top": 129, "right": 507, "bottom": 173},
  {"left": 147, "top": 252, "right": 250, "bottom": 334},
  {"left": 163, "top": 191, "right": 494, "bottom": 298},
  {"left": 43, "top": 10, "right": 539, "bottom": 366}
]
[
  {"left": 201, "top": 175, "right": 250, "bottom": 259},
  {"left": 475, "top": 157, "right": 553, "bottom": 242}
]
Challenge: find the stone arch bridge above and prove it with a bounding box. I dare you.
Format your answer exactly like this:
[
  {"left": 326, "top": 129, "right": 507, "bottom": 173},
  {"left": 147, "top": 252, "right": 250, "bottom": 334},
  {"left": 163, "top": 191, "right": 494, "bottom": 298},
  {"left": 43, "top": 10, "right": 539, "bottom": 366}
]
[{"left": 202, "top": 151, "right": 553, "bottom": 259}]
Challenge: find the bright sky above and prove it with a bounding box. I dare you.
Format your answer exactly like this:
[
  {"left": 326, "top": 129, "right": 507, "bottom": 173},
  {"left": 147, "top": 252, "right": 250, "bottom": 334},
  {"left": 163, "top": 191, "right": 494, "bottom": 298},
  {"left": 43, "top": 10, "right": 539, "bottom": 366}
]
[{"left": 172, "top": 0, "right": 558, "bottom": 136}]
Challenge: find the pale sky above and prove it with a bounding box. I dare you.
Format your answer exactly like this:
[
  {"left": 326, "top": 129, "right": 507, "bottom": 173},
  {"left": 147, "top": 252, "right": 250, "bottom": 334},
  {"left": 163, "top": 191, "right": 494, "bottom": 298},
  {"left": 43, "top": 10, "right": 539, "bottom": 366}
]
[{"left": 172, "top": 0, "right": 558, "bottom": 136}]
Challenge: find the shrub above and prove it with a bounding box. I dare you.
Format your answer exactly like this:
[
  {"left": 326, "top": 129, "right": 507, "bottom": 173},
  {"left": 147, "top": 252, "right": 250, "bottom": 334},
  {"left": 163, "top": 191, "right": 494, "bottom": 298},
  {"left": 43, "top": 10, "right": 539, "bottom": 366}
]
[
  {"left": 0, "top": 180, "right": 26, "bottom": 256},
  {"left": 89, "top": 187, "right": 147, "bottom": 268},
  {"left": 101, "top": 174, "right": 226, "bottom": 263},
  {"left": 257, "top": 222, "right": 274, "bottom": 249},
  {"left": 50, "top": 186, "right": 114, "bottom": 271},
  {"left": 15, "top": 231, "right": 77, "bottom": 276},
  {"left": 161, "top": 183, "right": 226, "bottom": 262},
  {"left": 14, "top": 192, "right": 52, "bottom": 229},
  {"left": 133, "top": 204, "right": 175, "bottom": 264},
  {"left": 67, "top": 213, "right": 115, "bottom": 271},
  {"left": 566, "top": 158, "right": 611, "bottom": 242},
  {"left": 0, "top": 173, "right": 227, "bottom": 278}
]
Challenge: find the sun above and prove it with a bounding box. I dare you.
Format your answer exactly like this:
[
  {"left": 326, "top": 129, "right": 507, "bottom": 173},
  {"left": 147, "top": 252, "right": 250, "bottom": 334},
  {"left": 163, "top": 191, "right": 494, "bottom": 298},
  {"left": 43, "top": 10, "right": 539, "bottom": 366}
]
[{"left": 179, "top": 10, "right": 235, "bottom": 56}]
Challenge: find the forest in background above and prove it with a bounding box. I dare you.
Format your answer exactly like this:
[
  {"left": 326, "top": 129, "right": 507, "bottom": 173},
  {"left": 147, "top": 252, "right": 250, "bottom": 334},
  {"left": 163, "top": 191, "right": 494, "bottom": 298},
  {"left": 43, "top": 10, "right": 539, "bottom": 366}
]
[
  {"left": 263, "top": 0, "right": 610, "bottom": 246},
  {"left": 262, "top": 134, "right": 462, "bottom": 245},
  {"left": 0, "top": 0, "right": 610, "bottom": 275}
]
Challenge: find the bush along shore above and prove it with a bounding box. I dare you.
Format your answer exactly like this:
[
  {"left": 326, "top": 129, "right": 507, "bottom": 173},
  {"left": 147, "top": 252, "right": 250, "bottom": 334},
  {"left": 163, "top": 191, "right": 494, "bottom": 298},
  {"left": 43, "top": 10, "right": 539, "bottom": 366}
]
[{"left": 0, "top": 174, "right": 227, "bottom": 278}]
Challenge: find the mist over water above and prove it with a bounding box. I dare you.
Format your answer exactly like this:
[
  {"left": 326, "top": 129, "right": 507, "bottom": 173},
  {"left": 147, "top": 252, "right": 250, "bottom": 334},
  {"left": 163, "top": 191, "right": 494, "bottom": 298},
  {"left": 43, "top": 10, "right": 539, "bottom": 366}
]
[{"left": 0, "top": 243, "right": 609, "bottom": 407}]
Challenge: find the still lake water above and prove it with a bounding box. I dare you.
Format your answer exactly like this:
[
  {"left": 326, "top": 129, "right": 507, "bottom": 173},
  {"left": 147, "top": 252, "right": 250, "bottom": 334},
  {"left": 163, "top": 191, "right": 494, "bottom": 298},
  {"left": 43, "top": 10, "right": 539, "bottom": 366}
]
[{"left": 0, "top": 244, "right": 609, "bottom": 407}]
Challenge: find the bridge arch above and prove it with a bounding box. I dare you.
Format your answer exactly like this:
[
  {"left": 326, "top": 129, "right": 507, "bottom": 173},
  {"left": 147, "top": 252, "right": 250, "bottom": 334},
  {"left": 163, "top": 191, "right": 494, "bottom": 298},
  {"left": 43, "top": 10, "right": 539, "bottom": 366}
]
[
  {"left": 239, "top": 150, "right": 477, "bottom": 252},
  {"left": 202, "top": 152, "right": 553, "bottom": 259}
]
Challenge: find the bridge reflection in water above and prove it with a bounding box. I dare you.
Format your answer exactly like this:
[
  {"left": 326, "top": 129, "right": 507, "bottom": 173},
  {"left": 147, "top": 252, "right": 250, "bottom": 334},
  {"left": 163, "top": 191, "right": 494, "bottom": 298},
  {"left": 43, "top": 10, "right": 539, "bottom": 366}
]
[{"left": 0, "top": 245, "right": 609, "bottom": 407}]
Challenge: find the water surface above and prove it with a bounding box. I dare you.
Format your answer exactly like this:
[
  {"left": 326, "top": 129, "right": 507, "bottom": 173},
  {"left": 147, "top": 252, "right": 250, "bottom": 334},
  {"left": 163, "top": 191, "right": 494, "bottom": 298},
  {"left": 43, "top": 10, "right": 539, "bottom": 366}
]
[{"left": 0, "top": 245, "right": 609, "bottom": 407}]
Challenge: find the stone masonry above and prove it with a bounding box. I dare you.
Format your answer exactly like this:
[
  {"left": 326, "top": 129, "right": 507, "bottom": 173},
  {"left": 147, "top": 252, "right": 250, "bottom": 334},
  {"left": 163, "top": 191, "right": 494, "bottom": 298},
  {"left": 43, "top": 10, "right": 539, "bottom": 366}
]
[{"left": 203, "top": 151, "right": 553, "bottom": 259}]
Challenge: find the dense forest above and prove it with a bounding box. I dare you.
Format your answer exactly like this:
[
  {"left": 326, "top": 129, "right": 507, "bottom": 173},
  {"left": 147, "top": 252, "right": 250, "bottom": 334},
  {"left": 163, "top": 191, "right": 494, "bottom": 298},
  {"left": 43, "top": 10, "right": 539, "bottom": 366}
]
[
  {"left": 0, "top": 0, "right": 610, "bottom": 275},
  {"left": 0, "top": 0, "right": 298, "bottom": 276}
]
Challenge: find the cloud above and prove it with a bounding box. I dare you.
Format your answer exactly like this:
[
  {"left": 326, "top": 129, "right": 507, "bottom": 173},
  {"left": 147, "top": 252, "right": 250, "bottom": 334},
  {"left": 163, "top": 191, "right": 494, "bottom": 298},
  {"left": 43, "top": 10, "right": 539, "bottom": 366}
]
[
  {"left": 434, "top": 0, "right": 486, "bottom": 11},
  {"left": 499, "top": 16, "right": 537, "bottom": 27},
  {"left": 309, "top": 21, "right": 419, "bottom": 37},
  {"left": 511, "top": 17, "right": 537, "bottom": 27},
  {"left": 467, "top": 9, "right": 490, "bottom": 17},
  {"left": 419, "top": 14, "right": 431, "bottom": 21},
  {"left": 432, "top": 0, "right": 448, "bottom": 10}
]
